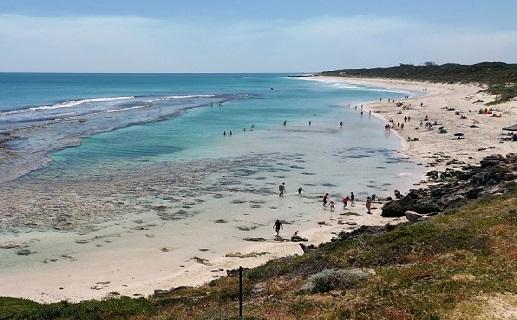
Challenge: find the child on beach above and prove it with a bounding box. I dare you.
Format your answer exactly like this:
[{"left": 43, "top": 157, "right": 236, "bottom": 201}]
[
  {"left": 274, "top": 219, "right": 283, "bottom": 236},
  {"left": 329, "top": 200, "right": 335, "bottom": 212}
]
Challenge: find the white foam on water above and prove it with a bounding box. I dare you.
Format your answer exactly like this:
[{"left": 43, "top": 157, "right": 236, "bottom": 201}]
[
  {"left": 30, "top": 96, "right": 135, "bottom": 111},
  {"left": 105, "top": 105, "right": 147, "bottom": 113}
]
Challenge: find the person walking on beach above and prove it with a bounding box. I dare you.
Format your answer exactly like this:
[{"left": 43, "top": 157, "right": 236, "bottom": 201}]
[
  {"left": 342, "top": 195, "right": 350, "bottom": 208},
  {"left": 322, "top": 193, "right": 329, "bottom": 207},
  {"left": 274, "top": 219, "right": 283, "bottom": 236},
  {"left": 279, "top": 182, "right": 286, "bottom": 197},
  {"left": 366, "top": 197, "right": 372, "bottom": 214},
  {"left": 350, "top": 192, "right": 355, "bottom": 206}
]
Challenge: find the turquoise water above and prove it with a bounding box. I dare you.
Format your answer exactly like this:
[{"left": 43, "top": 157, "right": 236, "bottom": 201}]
[{"left": 0, "top": 73, "right": 408, "bottom": 180}]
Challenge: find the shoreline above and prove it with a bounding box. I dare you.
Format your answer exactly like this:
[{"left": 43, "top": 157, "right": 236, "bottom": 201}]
[
  {"left": 313, "top": 76, "right": 517, "bottom": 170},
  {"left": 0, "top": 79, "right": 420, "bottom": 303},
  {"left": 3, "top": 76, "right": 513, "bottom": 303}
]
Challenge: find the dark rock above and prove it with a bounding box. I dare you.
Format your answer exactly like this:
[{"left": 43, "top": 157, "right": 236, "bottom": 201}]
[
  {"left": 16, "top": 249, "right": 32, "bottom": 256},
  {"left": 381, "top": 154, "right": 517, "bottom": 217}
]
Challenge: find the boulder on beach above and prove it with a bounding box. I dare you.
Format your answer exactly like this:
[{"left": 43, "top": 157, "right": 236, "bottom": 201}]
[
  {"left": 382, "top": 154, "right": 517, "bottom": 217},
  {"left": 381, "top": 189, "right": 441, "bottom": 217}
]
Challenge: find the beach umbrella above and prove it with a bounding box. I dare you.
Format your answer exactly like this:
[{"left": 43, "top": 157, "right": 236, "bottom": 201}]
[{"left": 502, "top": 124, "right": 517, "bottom": 132}]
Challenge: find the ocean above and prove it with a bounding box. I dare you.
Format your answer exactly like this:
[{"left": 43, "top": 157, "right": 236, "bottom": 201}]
[{"left": 0, "top": 73, "right": 423, "bottom": 301}]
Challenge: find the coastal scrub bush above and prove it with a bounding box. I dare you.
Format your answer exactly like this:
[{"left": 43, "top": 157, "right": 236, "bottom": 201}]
[
  {"left": 302, "top": 268, "right": 369, "bottom": 293},
  {"left": 0, "top": 296, "right": 155, "bottom": 320}
]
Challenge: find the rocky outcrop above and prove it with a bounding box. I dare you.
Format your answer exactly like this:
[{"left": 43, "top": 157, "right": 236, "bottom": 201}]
[{"left": 381, "top": 154, "right": 516, "bottom": 217}]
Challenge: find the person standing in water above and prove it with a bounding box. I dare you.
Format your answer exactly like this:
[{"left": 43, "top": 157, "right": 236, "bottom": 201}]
[
  {"left": 350, "top": 192, "right": 355, "bottom": 206},
  {"left": 329, "top": 200, "right": 335, "bottom": 212},
  {"left": 322, "top": 193, "right": 329, "bottom": 207},
  {"left": 283, "top": 120, "right": 287, "bottom": 126},
  {"left": 274, "top": 219, "right": 283, "bottom": 236},
  {"left": 297, "top": 187, "right": 303, "bottom": 195},
  {"left": 223, "top": 131, "right": 226, "bottom": 136},
  {"left": 339, "top": 121, "right": 343, "bottom": 127},
  {"left": 309, "top": 121, "right": 311, "bottom": 126},
  {"left": 279, "top": 182, "right": 286, "bottom": 197}
]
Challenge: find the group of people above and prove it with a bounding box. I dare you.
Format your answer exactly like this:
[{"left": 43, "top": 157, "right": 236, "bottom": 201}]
[
  {"left": 321, "top": 191, "right": 373, "bottom": 214},
  {"left": 223, "top": 125, "right": 255, "bottom": 136},
  {"left": 278, "top": 183, "right": 375, "bottom": 214}
]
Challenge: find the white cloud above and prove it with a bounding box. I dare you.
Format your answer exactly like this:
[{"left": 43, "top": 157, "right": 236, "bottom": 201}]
[{"left": 0, "top": 14, "right": 515, "bottom": 72}]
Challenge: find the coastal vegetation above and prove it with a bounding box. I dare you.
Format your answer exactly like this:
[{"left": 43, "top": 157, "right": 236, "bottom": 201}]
[
  {"left": 1, "top": 156, "right": 515, "bottom": 319},
  {"left": 321, "top": 62, "right": 517, "bottom": 105}
]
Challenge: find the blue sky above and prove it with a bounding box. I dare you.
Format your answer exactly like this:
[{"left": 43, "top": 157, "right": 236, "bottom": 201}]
[{"left": 0, "top": 0, "right": 516, "bottom": 72}]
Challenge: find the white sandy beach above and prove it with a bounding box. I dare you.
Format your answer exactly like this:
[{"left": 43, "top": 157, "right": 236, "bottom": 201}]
[
  {"left": 315, "top": 76, "right": 517, "bottom": 170},
  {"left": 1, "top": 77, "right": 515, "bottom": 303}
]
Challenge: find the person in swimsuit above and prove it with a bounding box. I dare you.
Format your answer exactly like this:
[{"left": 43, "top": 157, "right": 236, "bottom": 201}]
[
  {"left": 322, "top": 193, "right": 329, "bottom": 207},
  {"left": 350, "top": 192, "right": 355, "bottom": 206},
  {"left": 279, "top": 182, "right": 286, "bottom": 197},
  {"left": 274, "top": 219, "right": 283, "bottom": 236},
  {"left": 366, "top": 197, "right": 372, "bottom": 214},
  {"left": 342, "top": 196, "right": 349, "bottom": 208}
]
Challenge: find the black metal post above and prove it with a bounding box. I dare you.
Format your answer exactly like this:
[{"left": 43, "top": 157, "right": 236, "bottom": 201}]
[{"left": 239, "top": 266, "right": 243, "bottom": 319}]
